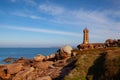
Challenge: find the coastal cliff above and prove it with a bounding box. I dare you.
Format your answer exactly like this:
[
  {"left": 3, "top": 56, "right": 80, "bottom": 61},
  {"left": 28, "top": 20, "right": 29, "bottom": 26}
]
[{"left": 0, "top": 47, "right": 120, "bottom": 80}]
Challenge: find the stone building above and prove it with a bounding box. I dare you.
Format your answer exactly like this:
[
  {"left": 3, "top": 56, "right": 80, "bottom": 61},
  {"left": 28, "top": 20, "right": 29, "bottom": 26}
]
[
  {"left": 83, "top": 28, "right": 89, "bottom": 44},
  {"left": 77, "top": 28, "right": 120, "bottom": 50},
  {"left": 77, "top": 28, "right": 105, "bottom": 49}
]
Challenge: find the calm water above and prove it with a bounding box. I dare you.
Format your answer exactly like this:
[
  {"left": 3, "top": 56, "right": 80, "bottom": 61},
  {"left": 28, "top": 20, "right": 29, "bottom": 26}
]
[{"left": 0, "top": 48, "right": 58, "bottom": 64}]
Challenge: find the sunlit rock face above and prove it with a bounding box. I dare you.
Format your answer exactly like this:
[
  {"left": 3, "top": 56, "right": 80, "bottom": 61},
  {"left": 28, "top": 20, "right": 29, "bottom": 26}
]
[
  {"left": 55, "top": 45, "right": 73, "bottom": 60},
  {"left": 34, "top": 54, "right": 45, "bottom": 62}
]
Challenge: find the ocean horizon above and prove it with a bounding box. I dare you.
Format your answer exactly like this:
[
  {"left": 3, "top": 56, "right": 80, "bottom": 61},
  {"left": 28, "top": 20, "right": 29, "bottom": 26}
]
[{"left": 0, "top": 48, "right": 59, "bottom": 64}]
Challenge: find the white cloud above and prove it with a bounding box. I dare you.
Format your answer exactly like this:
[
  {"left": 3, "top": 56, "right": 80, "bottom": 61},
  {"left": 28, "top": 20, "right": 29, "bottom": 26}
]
[
  {"left": 10, "top": 0, "right": 37, "bottom": 6},
  {"left": 0, "top": 25, "right": 81, "bottom": 37},
  {"left": 39, "top": 4, "right": 65, "bottom": 15},
  {"left": 12, "top": 12, "right": 45, "bottom": 20},
  {"left": 38, "top": 4, "right": 110, "bottom": 27},
  {"left": 24, "top": 0, "right": 37, "bottom": 6},
  {"left": 9, "top": 3, "right": 120, "bottom": 41}
]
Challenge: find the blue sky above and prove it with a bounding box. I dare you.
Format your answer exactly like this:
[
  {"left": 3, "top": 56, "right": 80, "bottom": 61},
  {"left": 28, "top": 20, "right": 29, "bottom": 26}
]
[{"left": 0, "top": 0, "right": 120, "bottom": 47}]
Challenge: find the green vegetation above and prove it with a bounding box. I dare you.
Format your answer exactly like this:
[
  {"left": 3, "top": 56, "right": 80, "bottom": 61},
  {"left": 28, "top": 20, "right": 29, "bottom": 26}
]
[{"left": 64, "top": 47, "right": 120, "bottom": 80}]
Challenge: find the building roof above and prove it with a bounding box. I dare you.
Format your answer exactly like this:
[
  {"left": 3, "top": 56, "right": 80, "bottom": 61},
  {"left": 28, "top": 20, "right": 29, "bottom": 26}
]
[{"left": 83, "top": 28, "right": 89, "bottom": 32}]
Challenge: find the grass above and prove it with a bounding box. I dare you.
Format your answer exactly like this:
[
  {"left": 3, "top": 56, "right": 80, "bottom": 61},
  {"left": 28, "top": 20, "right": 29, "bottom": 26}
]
[{"left": 64, "top": 47, "right": 120, "bottom": 80}]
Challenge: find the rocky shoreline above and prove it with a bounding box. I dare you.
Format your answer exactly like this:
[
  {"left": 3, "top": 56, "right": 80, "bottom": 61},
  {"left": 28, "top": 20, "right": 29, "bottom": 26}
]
[{"left": 0, "top": 45, "right": 77, "bottom": 80}]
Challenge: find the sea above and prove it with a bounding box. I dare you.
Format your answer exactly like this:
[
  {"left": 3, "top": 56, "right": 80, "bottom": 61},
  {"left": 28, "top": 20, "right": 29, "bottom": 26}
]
[{"left": 0, "top": 48, "right": 59, "bottom": 64}]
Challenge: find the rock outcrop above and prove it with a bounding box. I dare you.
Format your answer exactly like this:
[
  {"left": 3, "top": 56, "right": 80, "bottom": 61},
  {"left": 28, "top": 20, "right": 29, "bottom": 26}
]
[
  {"left": 44, "top": 54, "right": 55, "bottom": 61},
  {"left": 0, "top": 45, "right": 76, "bottom": 80},
  {"left": 55, "top": 45, "right": 73, "bottom": 60},
  {"left": 105, "top": 39, "right": 120, "bottom": 47},
  {"left": 0, "top": 65, "right": 10, "bottom": 79},
  {"left": 12, "top": 67, "right": 35, "bottom": 80},
  {"left": 7, "top": 63, "right": 23, "bottom": 74},
  {"left": 60, "top": 45, "right": 73, "bottom": 56},
  {"left": 3, "top": 57, "right": 18, "bottom": 63},
  {"left": 34, "top": 54, "right": 45, "bottom": 61},
  {"left": 33, "top": 61, "right": 53, "bottom": 69},
  {"left": 78, "top": 39, "right": 120, "bottom": 50},
  {"left": 36, "top": 76, "right": 52, "bottom": 80},
  {"left": 0, "top": 54, "right": 76, "bottom": 80}
]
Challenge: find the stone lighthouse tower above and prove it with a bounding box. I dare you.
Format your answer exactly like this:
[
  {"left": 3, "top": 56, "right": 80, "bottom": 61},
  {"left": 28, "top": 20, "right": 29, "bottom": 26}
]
[{"left": 83, "top": 28, "right": 89, "bottom": 44}]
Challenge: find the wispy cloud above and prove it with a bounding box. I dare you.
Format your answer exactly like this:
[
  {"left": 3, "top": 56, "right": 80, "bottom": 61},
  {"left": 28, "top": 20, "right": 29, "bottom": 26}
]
[
  {"left": 11, "top": 12, "right": 45, "bottom": 20},
  {"left": 24, "top": 0, "right": 37, "bottom": 6},
  {"left": 10, "top": 0, "right": 37, "bottom": 6},
  {"left": 38, "top": 4, "right": 120, "bottom": 27},
  {"left": 8, "top": 3, "right": 120, "bottom": 41},
  {"left": 11, "top": 3, "right": 120, "bottom": 28},
  {"left": 0, "top": 25, "right": 81, "bottom": 37},
  {"left": 39, "top": 4, "right": 65, "bottom": 15}
]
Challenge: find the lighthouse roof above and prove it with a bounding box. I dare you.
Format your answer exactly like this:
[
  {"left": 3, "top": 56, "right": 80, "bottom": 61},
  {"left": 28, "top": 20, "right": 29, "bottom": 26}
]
[{"left": 83, "top": 28, "right": 89, "bottom": 32}]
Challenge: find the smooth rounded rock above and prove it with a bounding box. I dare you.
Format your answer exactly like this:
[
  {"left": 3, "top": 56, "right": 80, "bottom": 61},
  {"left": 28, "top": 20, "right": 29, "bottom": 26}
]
[
  {"left": 60, "top": 45, "right": 73, "bottom": 55},
  {"left": 34, "top": 54, "right": 45, "bottom": 61}
]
